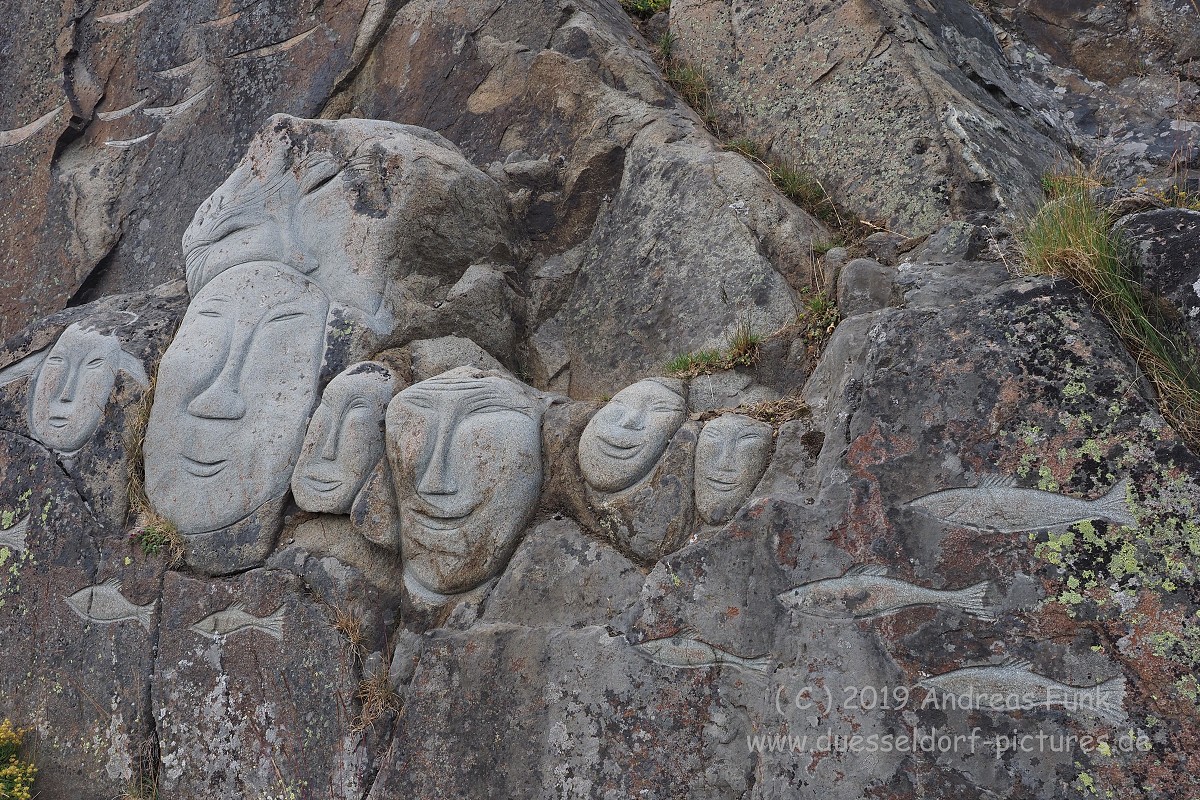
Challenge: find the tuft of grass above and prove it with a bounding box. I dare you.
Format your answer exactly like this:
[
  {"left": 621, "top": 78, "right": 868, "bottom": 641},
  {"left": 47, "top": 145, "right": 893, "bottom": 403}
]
[
  {"left": 654, "top": 33, "right": 720, "bottom": 134},
  {"left": 720, "top": 139, "right": 855, "bottom": 233},
  {"left": 731, "top": 395, "right": 811, "bottom": 427},
  {"left": 1021, "top": 175, "right": 1200, "bottom": 449},
  {"left": 353, "top": 666, "right": 402, "bottom": 732},
  {"left": 666, "top": 316, "right": 763, "bottom": 378},
  {"left": 130, "top": 521, "right": 185, "bottom": 568},
  {"left": 796, "top": 290, "right": 840, "bottom": 351},
  {"left": 620, "top": 0, "right": 669, "bottom": 18},
  {"left": 0, "top": 719, "right": 36, "bottom": 800},
  {"left": 329, "top": 604, "right": 367, "bottom": 662}
]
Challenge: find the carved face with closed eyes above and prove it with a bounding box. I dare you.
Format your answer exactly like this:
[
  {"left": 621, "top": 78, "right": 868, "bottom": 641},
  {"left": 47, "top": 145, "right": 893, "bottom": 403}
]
[
  {"left": 292, "top": 362, "right": 396, "bottom": 514},
  {"left": 386, "top": 369, "right": 544, "bottom": 596},
  {"left": 30, "top": 323, "right": 125, "bottom": 453},
  {"left": 144, "top": 262, "right": 329, "bottom": 534},
  {"left": 577, "top": 378, "right": 687, "bottom": 494},
  {"left": 694, "top": 413, "right": 773, "bottom": 525}
]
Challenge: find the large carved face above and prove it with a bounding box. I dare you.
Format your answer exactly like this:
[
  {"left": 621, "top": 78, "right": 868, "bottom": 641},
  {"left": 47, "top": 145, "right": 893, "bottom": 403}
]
[
  {"left": 29, "top": 324, "right": 123, "bottom": 452},
  {"left": 694, "top": 413, "right": 773, "bottom": 525},
  {"left": 387, "top": 370, "right": 543, "bottom": 595},
  {"left": 292, "top": 362, "right": 395, "bottom": 514},
  {"left": 144, "top": 262, "right": 329, "bottom": 534},
  {"left": 578, "top": 378, "right": 686, "bottom": 493}
]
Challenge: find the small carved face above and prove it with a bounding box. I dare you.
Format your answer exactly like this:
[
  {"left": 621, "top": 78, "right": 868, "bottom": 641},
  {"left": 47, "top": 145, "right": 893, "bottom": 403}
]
[
  {"left": 144, "top": 262, "right": 329, "bottom": 534},
  {"left": 578, "top": 379, "right": 686, "bottom": 493},
  {"left": 292, "top": 363, "right": 395, "bottom": 514},
  {"left": 387, "top": 370, "right": 543, "bottom": 595},
  {"left": 30, "top": 324, "right": 123, "bottom": 452},
  {"left": 694, "top": 414, "right": 773, "bottom": 525}
]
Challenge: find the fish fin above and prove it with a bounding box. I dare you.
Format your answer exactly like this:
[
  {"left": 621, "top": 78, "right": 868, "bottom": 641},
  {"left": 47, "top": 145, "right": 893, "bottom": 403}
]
[
  {"left": 4, "top": 516, "right": 28, "bottom": 534},
  {"left": 138, "top": 602, "right": 153, "bottom": 631},
  {"left": 261, "top": 607, "right": 286, "bottom": 640},
  {"left": 953, "top": 581, "right": 996, "bottom": 621},
  {"left": 1095, "top": 676, "right": 1127, "bottom": 723},
  {"left": 1095, "top": 477, "right": 1136, "bottom": 528},
  {"left": 976, "top": 475, "right": 1017, "bottom": 489},
  {"left": 738, "top": 655, "right": 773, "bottom": 676},
  {"left": 846, "top": 564, "right": 888, "bottom": 577},
  {"left": 1001, "top": 657, "right": 1033, "bottom": 671},
  {"left": 228, "top": 601, "right": 247, "bottom": 613},
  {"left": 102, "top": 577, "right": 122, "bottom": 590}
]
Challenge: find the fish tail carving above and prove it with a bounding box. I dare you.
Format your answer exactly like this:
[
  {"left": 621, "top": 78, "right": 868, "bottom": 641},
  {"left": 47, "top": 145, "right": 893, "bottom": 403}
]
[
  {"left": 1094, "top": 478, "right": 1136, "bottom": 528},
  {"left": 137, "top": 601, "right": 154, "bottom": 631},
  {"left": 261, "top": 607, "right": 286, "bottom": 640},
  {"left": 1095, "top": 676, "right": 1126, "bottom": 723},
  {"left": 954, "top": 581, "right": 996, "bottom": 620},
  {"left": 739, "top": 655, "right": 772, "bottom": 676}
]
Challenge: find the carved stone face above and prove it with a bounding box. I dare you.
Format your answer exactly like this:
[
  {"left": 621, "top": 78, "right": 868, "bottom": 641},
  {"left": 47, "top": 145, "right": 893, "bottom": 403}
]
[
  {"left": 578, "top": 378, "right": 686, "bottom": 493},
  {"left": 694, "top": 413, "right": 773, "bottom": 525},
  {"left": 387, "top": 369, "right": 543, "bottom": 595},
  {"left": 144, "top": 262, "right": 329, "bottom": 534},
  {"left": 29, "top": 324, "right": 124, "bottom": 453},
  {"left": 292, "top": 362, "right": 395, "bottom": 514}
]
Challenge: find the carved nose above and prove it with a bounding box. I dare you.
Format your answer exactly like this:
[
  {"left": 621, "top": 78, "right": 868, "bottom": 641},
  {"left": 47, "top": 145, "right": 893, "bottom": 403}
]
[
  {"left": 187, "top": 384, "right": 247, "bottom": 420},
  {"left": 615, "top": 405, "right": 645, "bottom": 430},
  {"left": 416, "top": 418, "right": 458, "bottom": 496},
  {"left": 317, "top": 422, "right": 340, "bottom": 461},
  {"left": 56, "top": 362, "right": 81, "bottom": 404}
]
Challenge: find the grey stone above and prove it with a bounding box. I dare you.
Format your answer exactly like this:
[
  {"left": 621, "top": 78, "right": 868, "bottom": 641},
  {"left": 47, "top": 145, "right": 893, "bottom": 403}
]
[
  {"left": 894, "top": 258, "right": 1012, "bottom": 310},
  {"left": 835, "top": 257, "right": 894, "bottom": 318},
  {"left": 694, "top": 413, "right": 774, "bottom": 526},
  {"left": 483, "top": 518, "right": 643, "bottom": 628},
  {"left": 386, "top": 368, "right": 546, "bottom": 596},
  {"left": 293, "top": 362, "right": 397, "bottom": 515},
  {"left": 407, "top": 336, "right": 506, "bottom": 383},
  {"left": 1115, "top": 208, "right": 1200, "bottom": 345},
  {"left": 578, "top": 377, "right": 686, "bottom": 494},
  {"left": 861, "top": 231, "right": 908, "bottom": 265},
  {"left": 588, "top": 421, "right": 698, "bottom": 564},
  {"left": 686, "top": 370, "right": 780, "bottom": 412}
]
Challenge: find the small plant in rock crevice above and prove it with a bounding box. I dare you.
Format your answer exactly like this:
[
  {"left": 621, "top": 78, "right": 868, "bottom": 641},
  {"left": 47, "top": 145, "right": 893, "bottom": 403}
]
[
  {"left": 0, "top": 719, "right": 36, "bottom": 800},
  {"left": 353, "top": 666, "right": 402, "bottom": 733},
  {"left": 619, "top": 0, "right": 669, "bottom": 18},
  {"left": 126, "top": 373, "right": 185, "bottom": 568},
  {"left": 666, "top": 315, "right": 763, "bottom": 378}
]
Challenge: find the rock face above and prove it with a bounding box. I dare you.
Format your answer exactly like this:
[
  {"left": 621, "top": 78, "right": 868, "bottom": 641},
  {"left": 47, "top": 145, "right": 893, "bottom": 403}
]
[{"left": 2, "top": 1, "right": 1200, "bottom": 799}]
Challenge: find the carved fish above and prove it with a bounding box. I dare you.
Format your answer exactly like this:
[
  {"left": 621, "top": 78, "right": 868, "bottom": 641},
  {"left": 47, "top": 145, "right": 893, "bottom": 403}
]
[
  {"left": 191, "top": 602, "right": 285, "bottom": 641},
  {"left": 920, "top": 659, "right": 1125, "bottom": 723},
  {"left": 777, "top": 565, "right": 994, "bottom": 620},
  {"left": 64, "top": 578, "right": 154, "bottom": 630},
  {"left": 0, "top": 516, "right": 28, "bottom": 555},
  {"left": 908, "top": 476, "right": 1135, "bottom": 533},
  {"left": 633, "top": 635, "right": 771, "bottom": 675}
]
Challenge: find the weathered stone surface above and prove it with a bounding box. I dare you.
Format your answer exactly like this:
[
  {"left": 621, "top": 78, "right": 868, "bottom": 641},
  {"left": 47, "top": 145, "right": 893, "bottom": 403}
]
[
  {"left": 687, "top": 370, "right": 780, "bottom": 412},
  {"left": 483, "top": 518, "right": 643, "bottom": 629},
  {"left": 836, "top": 257, "right": 894, "bottom": 318},
  {"left": 578, "top": 377, "right": 687, "bottom": 494},
  {"left": 407, "top": 336, "right": 506, "bottom": 383},
  {"left": 1116, "top": 208, "right": 1200, "bottom": 346},
  {"left": 670, "top": 0, "right": 1071, "bottom": 233}
]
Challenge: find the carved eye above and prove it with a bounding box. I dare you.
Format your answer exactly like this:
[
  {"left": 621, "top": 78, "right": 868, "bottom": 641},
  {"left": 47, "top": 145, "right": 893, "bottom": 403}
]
[
  {"left": 267, "top": 311, "right": 305, "bottom": 324},
  {"left": 405, "top": 396, "right": 434, "bottom": 411},
  {"left": 46, "top": 356, "right": 65, "bottom": 366},
  {"left": 468, "top": 403, "right": 510, "bottom": 416},
  {"left": 299, "top": 158, "right": 343, "bottom": 195},
  {"left": 347, "top": 399, "right": 369, "bottom": 413},
  {"left": 198, "top": 309, "right": 222, "bottom": 318},
  {"left": 86, "top": 357, "right": 107, "bottom": 369},
  {"left": 651, "top": 402, "right": 680, "bottom": 413}
]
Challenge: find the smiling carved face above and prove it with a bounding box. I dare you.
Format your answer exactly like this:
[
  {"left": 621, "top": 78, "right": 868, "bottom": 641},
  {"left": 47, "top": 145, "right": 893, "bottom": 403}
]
[
  {"left": 386, "top": 369, "right": 543, "bottom": 596},
  {"left": 577, "top": 378, "right": 686, "bottom": 494},
  {"left": 143, "top": 262, "right": 329, "bottom": 534},
  {"left": 292, "top": 363, "right": 395, "bottom": 514},
  {"left": 29, "top": 323, "right": 123, "bottom": 453},
  {"left": 694, "top": 413, "right": 773, "bottom": 525}
]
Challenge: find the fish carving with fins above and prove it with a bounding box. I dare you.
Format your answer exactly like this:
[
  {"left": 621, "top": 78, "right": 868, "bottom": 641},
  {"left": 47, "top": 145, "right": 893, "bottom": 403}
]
[
  {"left": 777, "top": 565, "right": 995, "bottom": 620},
  {"left": 64, "top": 579, "right": 155, "bottom": 630},
  {"left": 190, "top": 602, "right": 285, "bottom": 641},
  {"left": 633, "top": 634, "right": 771, "bottom": 675},
  {"left": 908, "top": 475, "right": 1135, "bottom": 533},
  {"left": 919, "top": 658, "right": 1126, "bottom": 723},
  {"left": 0, "top": 516, "right": 29, "bottom": 555}
]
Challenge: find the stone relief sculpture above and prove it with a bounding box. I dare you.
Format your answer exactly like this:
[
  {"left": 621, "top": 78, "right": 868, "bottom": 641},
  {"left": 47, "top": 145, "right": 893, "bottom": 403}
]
[
  {"left": 693, "top": 413, "right": 773, "bottom": 526},
  {"left": 908, "top": 474, "right": 1136, "bottom": 532},
  {"left": 578, "top": 378, "right": 687, "bottom": 493},
  {"left": 190, "top": 604, "right": 285, "bottom": 641},
  {"left": 143, "top": 114, "right": 512, "bottom": 574},
  {"left": 0, "top": 320, "right": 148, "bottom": 454},
  {"left": 919, "top": 659, "right": 1126, "bottom": 723},
  {"left": 577, "top": 378, "right": 696, "bottom": 563},
  {"left": 64, "top": 579, "right": 155, "bottom": 631},
  {"left": 144, "top": 262, "right": 330, "bottom": 539},
  {"left": 777, "top": 565, "right": 995, "bottom": 620},
  {"left": 386, "top": 368, "right": 546, "bottom": 598},
  {"left": 292, "top": 361, "right": 397, "bottom": 514}
]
